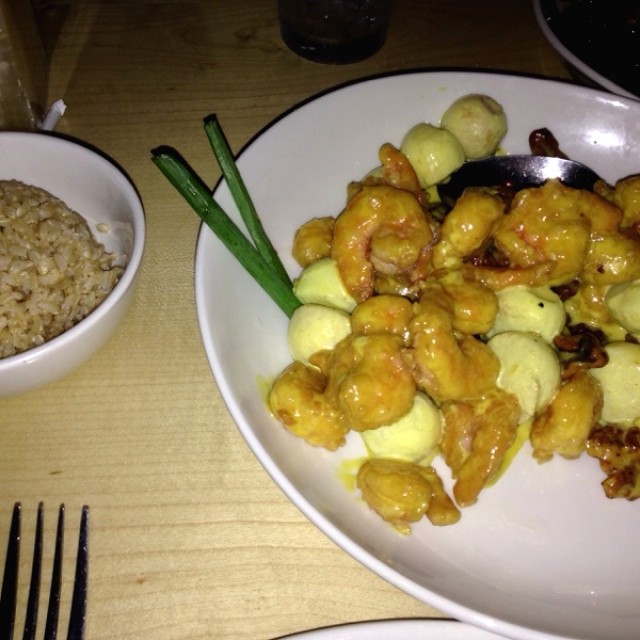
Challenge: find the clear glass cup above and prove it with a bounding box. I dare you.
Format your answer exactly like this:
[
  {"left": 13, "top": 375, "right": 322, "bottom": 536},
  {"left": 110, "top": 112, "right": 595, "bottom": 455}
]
[
  {"left": 0, "top": 0, "right": 47, "bottom": 130},
  {"left": 277, "top": 0, "right": 394, "bottom": 64}
]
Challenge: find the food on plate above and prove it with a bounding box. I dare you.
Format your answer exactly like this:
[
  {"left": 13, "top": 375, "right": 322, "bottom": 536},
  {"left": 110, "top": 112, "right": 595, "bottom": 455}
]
[
  {"left": 356, "top": 457, "right": 460, "bottom": 532},
  {"left": 400, "top": 123, "right": 465, "bottom": 188},
  {"left": 605, "top": 280, "right": 640, "bottom": 335},
  {"left": 0, "top": 180, "right": 123, "bottom": 358},
  {"left": 530, "top": 369, "right": 603, "bottom": 462},
  {"left": 488, "top": 331, "right": 561, "bottom": 421},
  {"left": 263, "top": 93, "right": 640, "bottom": 533},
  {"left": 487, "top": 285, "right": 565, "bottom": 342},
  {"left": 587, "top": 424, "right": 640, "bottom": 499},
  {"left": 361, "top": 392, "right": 441, "bottom": 464},
  {"left": 440, "top": 93, "right": 508, "bottom": 159},
  {"left": 293, "top": 257, "right": 357, "bottom": 312},
  {"left": 288, "top": 303, "right": 352, "bottom": 366},
  {"left": 589, "top": 342, "right": 640, "bottom": 424}
]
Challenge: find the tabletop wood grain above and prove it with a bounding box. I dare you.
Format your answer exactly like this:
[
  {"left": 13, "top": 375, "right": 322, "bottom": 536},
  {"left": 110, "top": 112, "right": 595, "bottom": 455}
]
[{"left": 1, "top": 2, "right": 574, "bottom": 638}]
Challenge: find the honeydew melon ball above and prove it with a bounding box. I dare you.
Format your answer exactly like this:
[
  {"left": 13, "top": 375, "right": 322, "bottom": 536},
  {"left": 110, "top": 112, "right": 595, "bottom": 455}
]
[
  {"left": 293, "top": 257, "right": 357, "bottom": 313},
  {"left": 590, "top": 342, "right": 640, "bottom": 424},
  {"left": 440, "top": 94, "right": 508, "bottom": 160},
  {"left": 488, "top": 285, "right": 565, "bottom": 343},
  {"left": 361, "top": 392, "right": 441, "bottom": 464},
  {"left": 488, "top": 331, "right": 561, "bottom": 421},
  {"left": 606, "top": 280, "right": 640, "bottom": 335},
  {"left": 288, "top": 303, "right": 351, "bottom": 367},
  {"left": 400, "top": 123, "right": 465, "bottom": 188}
]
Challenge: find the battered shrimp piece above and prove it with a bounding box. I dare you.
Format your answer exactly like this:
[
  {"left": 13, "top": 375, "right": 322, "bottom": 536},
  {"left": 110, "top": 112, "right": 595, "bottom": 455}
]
[
  {"left": 357, "top": 458, "right": 460, "bottom": 532},
  {"left": 325, "top": 333, "right": 415, "bottom": 432},
  {"left": 432, "top": 187, "right": 505, "bottom": 270},
  {"left": 350, "top": 294, "right": 413, "bottom": 341},
  {"left": 331, "top": 185, "right": 434, "bottom": 302},
  {"left": 409, "top": 299, "right": 500, "bottom": 403},
  {"left": 595, "top": 174, "right": 640, "bottom": 228},
  {"left": 421, "top": 270, "right": 498, "bottom": 335},
  {"left": 292, "top": 216, "right": 335, "bottom": 268},
  {"left": 377, "top": 143, "right": 429, "bottom": 206},
  {"left": 269, "top": 361, "right": 348, "bottom": 451},
  {"left": 469, "top": 180, "right": 623, "bottom": 289},
  {"left": 440, "top": 388, "right": 521, "bottom": 507},
  {"left": 530, "top": 369, "right": 603, "bottom": 463},
  {"left": 581, "top": 232, "right": 640, "bottom": 286},
  {"left": 421, "top": 465, "right": 461, "bottom": 526}
]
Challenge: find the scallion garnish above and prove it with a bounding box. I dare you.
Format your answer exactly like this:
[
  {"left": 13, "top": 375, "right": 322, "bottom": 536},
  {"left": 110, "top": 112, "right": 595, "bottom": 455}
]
[
  {"left": 203, "top": 115, "right": 292, "bottom": 288},
  {"left": 152, "top": 146, "right": 301, "bottom": 318}
]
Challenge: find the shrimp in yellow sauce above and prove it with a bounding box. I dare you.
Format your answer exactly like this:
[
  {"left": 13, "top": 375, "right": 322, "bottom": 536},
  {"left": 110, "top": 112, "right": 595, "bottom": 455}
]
[
  {"left": 325, "top": 333, "right": 415, "bottom": 432},
  {"left": 530, "top": 369, "right": 603, "bottom": 463},
  {"left": 408, "top": 298, "right": 500, "bottom": 403},
  {"left": 292, "top": 216, "right": 336, "bottom": 268},
  {"left": 357, "top": 457, "right": 460, "bottom": 533},
  {"left": 350, "top": 293, "right": 413, "bottom": 341},
  {"left": 269, "top": 361, "right": 348, "bottom": 451},
  {"left": 440, "top": 388, "right": 521, "bottom": 507},
  {"left": 270, "top": 132, "right": 640, "bottom": 533},
  {"left": 331, "top": 185, "right": 434, "bottom": 302}
]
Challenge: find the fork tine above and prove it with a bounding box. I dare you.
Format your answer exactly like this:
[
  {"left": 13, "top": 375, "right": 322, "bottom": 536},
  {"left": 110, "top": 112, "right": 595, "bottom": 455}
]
[
  {"left": 65, "top": 506, "right": 88, "bottom": 640},
  {"left": 43, "top": 505, "right": 64, "bottom": 640},
  {"left": 0, "top": 503, "right": 20, "bottom": 640},
  {"left": 22, "top": 503, "right": 44, "bottom": 640}
]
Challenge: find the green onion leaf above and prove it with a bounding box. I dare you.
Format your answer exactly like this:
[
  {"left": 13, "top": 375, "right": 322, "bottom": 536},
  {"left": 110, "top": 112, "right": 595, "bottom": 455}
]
[
  {"left": 204, "top": 115, "right": 292, "bottom": 288},
  {"left": 152, "top": 147, "right": 301, "bottom": 318}
]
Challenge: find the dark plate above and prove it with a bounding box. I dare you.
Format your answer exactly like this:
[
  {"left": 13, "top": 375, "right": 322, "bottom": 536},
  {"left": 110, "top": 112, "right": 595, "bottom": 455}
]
[{"left": 534, "top": 0, "right": 640, "bottom": 99}]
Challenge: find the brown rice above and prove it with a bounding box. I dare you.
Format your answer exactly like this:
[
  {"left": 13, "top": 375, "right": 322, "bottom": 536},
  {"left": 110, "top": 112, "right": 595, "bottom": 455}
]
[{"left": 0, "top": 180, "right": 123, "bottom": 358}]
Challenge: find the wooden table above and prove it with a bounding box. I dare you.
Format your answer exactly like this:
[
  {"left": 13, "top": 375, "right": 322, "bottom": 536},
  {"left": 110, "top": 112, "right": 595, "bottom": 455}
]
[{"left": 2, "top": 2, "right": 572, "bottom": 638}]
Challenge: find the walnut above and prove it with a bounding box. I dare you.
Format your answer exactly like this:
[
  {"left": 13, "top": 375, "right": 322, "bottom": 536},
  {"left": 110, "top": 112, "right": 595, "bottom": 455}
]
[{"left": 586, "top": 425, "right": 640, "bottom": 499}]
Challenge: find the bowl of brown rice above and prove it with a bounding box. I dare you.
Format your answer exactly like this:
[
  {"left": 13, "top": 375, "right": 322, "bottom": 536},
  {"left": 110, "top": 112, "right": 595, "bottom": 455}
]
[{"left": 0, "top": 131, "right": 145, "bottom": 397}]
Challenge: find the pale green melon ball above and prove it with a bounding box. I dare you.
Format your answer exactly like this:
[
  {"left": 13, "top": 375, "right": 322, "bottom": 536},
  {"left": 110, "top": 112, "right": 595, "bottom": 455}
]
[
  {"left": 440, "top": 94, "right": 507, "bottom": 160},
  {"left": 400, "top": 123, "right": 465, "bottom": 188}
]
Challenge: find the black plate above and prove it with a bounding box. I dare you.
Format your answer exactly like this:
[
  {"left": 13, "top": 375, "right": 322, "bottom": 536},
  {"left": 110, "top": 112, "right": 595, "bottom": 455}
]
[{"left": 537, "top": 0, "right": 640, "bottom": 99}]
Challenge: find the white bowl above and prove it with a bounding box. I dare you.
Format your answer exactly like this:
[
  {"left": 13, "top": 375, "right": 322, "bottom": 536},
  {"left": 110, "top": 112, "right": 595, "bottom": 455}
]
[
  {"left": 0, "top": 131, "right": 145, "bottom": 397},
  {"left": 195, "top": 71, "right": 640, "bottom": 640}
]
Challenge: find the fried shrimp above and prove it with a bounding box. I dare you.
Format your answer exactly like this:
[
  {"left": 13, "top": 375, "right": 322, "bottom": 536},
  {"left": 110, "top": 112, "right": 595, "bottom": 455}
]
[
  {"left": 292, "top": 216, "right": 336, "bottom": 268},
  {"left": 331, "top": 185, "right": 434, "bottom": 302},
  {"left": 378, "top": 143, "right": 427, "bottom": 204},
  {"left": 466, "top": 180, "right": 624, "bottom": 290},
  {"left": 350, "top": 294, "right": 413, "bottom": 341},
  {"left": 420, "top": 270, "right": 498, "bottom": 335},
  {"left": 530, "top": 369, "right": 603, "bottom": 463},
  {"left": 357, "top": 458, "right": 460, "bottom": 532},
  {"left": 269, "top": 361, "right": 348, "bottom": 451},
  {"left": 440, "top": 388, "right": 521, "bottom": 507},
  {"left": 325, "top": 333, "right": 415, "bottom": 432},
  {"left": 432, "top": 187, "right": 505, "bottom": 270},
  {"left": 581, "top": 232, "right": 640, "bottom": 286},
  {"left": 595, "top": 174, "right": 640, "bottom": 228},
  {"left": 408, "top": 298, "right": 500, "bottom": 403}
]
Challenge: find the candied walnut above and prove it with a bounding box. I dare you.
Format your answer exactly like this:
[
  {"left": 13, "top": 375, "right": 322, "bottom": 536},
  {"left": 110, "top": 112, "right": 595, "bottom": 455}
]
[
  {"left": 553, "top": 323, "right": 608, "bottom": 379},
  {"left": 551, "top": 279, "right": 580, "bottom": 301},
  {"left": 528, "top": 127, "right": 568, "bottom": 159},
  {"left": 586, "top": 425, "right": 640, "bottom": 500}
]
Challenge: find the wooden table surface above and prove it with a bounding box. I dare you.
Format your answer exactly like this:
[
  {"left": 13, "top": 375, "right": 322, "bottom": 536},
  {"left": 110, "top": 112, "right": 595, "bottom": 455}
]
[{"left": 1, "top": 2, "right": 573, "bottom": 638}]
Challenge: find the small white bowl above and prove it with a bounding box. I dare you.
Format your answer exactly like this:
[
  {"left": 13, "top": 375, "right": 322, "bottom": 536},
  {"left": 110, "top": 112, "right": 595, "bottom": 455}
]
[{"left": 0, "top": 131, "right": 145, "bottom": 397}]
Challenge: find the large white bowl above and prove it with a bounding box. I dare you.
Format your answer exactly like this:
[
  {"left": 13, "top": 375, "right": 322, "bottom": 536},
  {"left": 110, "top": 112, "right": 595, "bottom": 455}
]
[
  {"left": 195, "top": 71, "right": 640, "bottom": 640},
  {"left": 0, "top": 132, "right": 145, "bottom": 397}
]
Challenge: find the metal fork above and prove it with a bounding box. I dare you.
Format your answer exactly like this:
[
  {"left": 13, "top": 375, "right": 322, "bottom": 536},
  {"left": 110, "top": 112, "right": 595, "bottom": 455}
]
[{"left": 0, "top": 503, "right": 89, "bottom": 640}]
